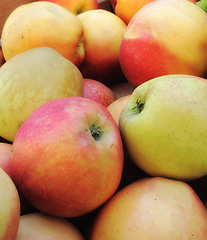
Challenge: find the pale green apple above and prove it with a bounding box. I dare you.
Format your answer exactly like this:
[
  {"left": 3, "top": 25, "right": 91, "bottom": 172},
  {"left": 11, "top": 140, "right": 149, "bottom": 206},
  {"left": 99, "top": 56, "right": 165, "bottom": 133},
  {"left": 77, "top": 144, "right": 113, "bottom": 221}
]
[
  {"left": 0, "top": 47, "right": 83, "bottom": 142},
  {"left": 119, "top": 74, "right": 207, "bottom": 181}
]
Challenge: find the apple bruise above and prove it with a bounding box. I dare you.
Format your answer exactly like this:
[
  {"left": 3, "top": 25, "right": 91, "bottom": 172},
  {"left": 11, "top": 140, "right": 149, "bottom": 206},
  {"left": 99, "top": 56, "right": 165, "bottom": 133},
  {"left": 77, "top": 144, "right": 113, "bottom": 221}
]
[
  {"left": 132, "top": 99, "right": 145, "bottom": 113},
  {"left": 90, "top": 124, "right": 103, "bottom": 141}
]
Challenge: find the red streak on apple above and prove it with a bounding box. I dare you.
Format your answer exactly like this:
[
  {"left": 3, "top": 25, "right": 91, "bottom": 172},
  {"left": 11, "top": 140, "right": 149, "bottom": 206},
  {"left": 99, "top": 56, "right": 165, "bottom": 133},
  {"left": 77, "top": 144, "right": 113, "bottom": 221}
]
[{"left": 120, "top": 36, "right": 198, "bottom": 87}]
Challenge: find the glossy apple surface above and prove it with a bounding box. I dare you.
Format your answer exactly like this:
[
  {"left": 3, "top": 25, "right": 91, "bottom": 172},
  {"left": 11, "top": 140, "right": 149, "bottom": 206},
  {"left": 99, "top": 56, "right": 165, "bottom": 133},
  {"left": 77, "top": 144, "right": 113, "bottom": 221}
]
[
  {"left": 16, "top": 212, "right": 84, "bottom": 240},
  {"left": 119, "top": 0, "right": 207, "bottom": 87},
  {"left": 11, "top": 97, "right": 124, "bottom": 218},
  {"left": 119, "top": 74, "right": 207, "bottom": 181},
  {"left": 0, "top": 168, "right": 20, "bottom": 240},
  {"left": 90, "top": 177, "right": 207, "bottom": 239},
  {"left": 83, "top": 78, "right": 117, "bottom": 108},
  {"left": 0, "top": 47, "right": 83, "bottom": 142},
  {"left": 78, "top": 9, "right": 127, "bottom": 86}
]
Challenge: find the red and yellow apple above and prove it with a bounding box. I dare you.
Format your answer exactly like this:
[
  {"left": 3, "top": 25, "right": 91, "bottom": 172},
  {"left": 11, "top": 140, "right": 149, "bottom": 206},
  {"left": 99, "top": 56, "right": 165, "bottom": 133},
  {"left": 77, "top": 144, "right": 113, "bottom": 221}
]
[
  {"left": 90, "top": 177, "right": 207, "bottom": 239},
  {"left": 78, "top": 9, "right": 127, "bottom": 86},
  {"left": 119, "top": 0, "right": 207, "bottom": 87},
  {"left": 0, "top": 47, "right": 83, "bottom": 142},
  {"left": 119, "top": 74, "right": 207, "bottom": 181},
  {"left": 111, "top": 0, "right": 196, "bottom": 25},
  {"left": 11, "top": 96, "right": 124, "bottom": 218},
  {"left": 1, "top": 1, "right": 85, "bottom": 66},
  {"left": 16, "top": 212, "right": 84, "bottom": 240},
  {"left": 38, "top": 0, "right": 99, "bottom": 15},
  {"left": 0, "top": 168, "right": 20, "bottom": 240},
  {"left": 83, "top": 78, "right": 117, "bottom": 108}
]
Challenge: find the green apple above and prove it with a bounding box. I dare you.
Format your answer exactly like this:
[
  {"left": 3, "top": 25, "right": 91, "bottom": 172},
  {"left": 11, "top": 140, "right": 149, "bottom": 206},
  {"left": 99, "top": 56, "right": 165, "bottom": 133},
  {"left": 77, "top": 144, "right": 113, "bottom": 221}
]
[
  {"left": 196, "top": 0, "right": 207, "bottom": 13},
  {"left": 119, "top": 74, "right": 207, "bottom": 181}
]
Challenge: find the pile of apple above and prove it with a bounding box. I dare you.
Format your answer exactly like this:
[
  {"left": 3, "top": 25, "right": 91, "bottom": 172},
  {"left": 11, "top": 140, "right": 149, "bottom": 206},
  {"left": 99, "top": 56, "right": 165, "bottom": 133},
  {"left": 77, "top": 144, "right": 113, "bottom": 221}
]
[{"left": 0, "top": 0, "right": 207, "bottom": 239}]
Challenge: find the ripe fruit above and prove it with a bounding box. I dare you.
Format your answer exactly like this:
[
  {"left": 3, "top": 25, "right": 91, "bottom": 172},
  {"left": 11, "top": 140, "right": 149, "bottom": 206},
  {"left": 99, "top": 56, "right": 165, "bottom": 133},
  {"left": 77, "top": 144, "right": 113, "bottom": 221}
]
[
  {"left": 11, "top": 97, "right": 124, "bottom": 217},
  {"left": 119, "top": 74, "right": 207, "bottom": 181},
  {"left": 1, "top": 1, "right": 85, "bottom": 66},
  {"left": 0, "top": 47, "right": 83, "bottom": 142},
  {"left": 90, "top": 177, "right": 207, "bottom": 240}
]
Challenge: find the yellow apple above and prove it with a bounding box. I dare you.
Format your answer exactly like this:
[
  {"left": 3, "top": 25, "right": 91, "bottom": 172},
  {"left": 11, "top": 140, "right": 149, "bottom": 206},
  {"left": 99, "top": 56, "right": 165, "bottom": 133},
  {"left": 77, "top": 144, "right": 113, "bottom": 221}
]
[
  {"left": 119, "top": 74, "right": 207, "bottom": 181},
  {"left": 0, "top": 47, "right": 83, "bottom": 142},
  {"left": 1, "top": 1, "right": 85, "bottom": 66},
  {"left": 78, "top": 9, "right": 127, "bottom": 86}
]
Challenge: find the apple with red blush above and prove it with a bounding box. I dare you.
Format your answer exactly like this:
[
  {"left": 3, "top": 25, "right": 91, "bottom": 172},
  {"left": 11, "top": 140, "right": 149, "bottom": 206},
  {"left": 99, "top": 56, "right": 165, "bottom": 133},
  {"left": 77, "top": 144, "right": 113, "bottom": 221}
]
[{"left": 83, "top": 78, "right": 117, "bottom": 108}]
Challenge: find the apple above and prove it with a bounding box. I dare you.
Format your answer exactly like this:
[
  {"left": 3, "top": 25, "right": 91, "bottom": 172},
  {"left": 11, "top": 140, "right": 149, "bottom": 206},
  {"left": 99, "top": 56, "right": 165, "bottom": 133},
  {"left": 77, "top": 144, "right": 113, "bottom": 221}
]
[
  {"left": 16, "top": 212, "right": 84, "bottom": 240},
  {"left": 110, "top": 81, "right": 134, "bottom": 99},
  {"left": 119, "top": 74, "right": 207, "bottom": 181},
  {"left": 0, "top": 168, "right": 20, "bottom": 240},
  {"left": 0, "top": 142, "right": 38, "bottom": 216},
  {"left": 78, "top": 9, "right": 127, "bottom": 86},
  {"left": 107, "top": 95, "right": 130, "bottom": 125},
  {"left": 90, "top": 177, "right": 207, "bottom": 239},
  {"left": 11, "top": 96, "right": 124, "bottom": 218},
  {"left": 119, "top": 0, "right": 207, "bottom": 87},
  {"left": 38, "top": 0, "right": 99, "bottom": 15},
  {"left": 111, "top": 0, "right": 196, "bottom": 25},
  {"left": 83, "top": 78, "right": 117, "bottom": 108},
  {"left": 196, "top": 0, "right": 207, "bottom": 13},
  {"left": 0, "top": 47, "right": 83, "bottom": 142},
  {"left": 1, "top": 1, "right": 85, "bottom": 66},
  {"left": 0, "top": 142, "right": 13, "bottom": 177}
]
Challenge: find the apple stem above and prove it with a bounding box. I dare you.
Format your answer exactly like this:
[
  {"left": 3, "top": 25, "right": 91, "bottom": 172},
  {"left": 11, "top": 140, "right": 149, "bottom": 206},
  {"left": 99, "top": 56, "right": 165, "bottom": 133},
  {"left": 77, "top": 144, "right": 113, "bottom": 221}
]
[
  {"left": 132, "top": 99, "right": 145, "bottom": 113},
  {"left": 90, "top": 125, "right": 103, "bottom": 141}
]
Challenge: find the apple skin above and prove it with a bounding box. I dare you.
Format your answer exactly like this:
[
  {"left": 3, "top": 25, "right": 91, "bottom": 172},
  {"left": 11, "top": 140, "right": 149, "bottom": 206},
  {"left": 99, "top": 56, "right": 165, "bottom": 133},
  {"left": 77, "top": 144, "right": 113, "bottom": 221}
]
[
  {"left": 119, "top": 0, "right": 207, "bottom": 87},
  {"left": 0, "top": 168, "right": 20, "bottom": 240},
  {"left": 1, "top": 1, "right": 85, "bottom": 66},
  {"left": 16, "top": 212, "right": 84, "bottom": 240},
  {"left": 119, "top": 74, "right": 207, "bottom": 181},
  {"left": 11, "top": 96, "right": 124, "bottom": 218},
  {"left": 38, "top": 0, "right": 99, "bottom": 15},
  {"left": 0, "top": 142, "right": 13, "bottom": 177},
  {"left": 83, "top": 78, "right": 117, "bottom": 108},
  {"left": 0, "top": 143, "right": 37, "bottom": 216},
  {"left": 107, "top": 95, "right": 130, "bottom": 125},
  {"left": 78, "top": 9, "right": 127, "bottom": 86},
  {"left": 0, "top": 47, "right": 83, "bottom": 142},
  {"left": 112, "top": 0, "right": 196, "bottom": 25},
  {"left": 90, "top": 177, "right": 207, "bottom": 240}
]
